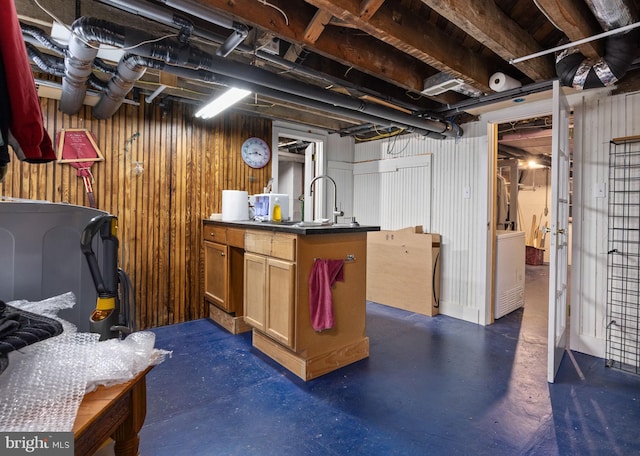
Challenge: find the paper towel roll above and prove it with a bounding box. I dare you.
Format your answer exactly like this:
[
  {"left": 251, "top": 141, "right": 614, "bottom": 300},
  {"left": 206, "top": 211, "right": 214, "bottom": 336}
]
[
  {"left": 489, "top": 72, "right": 522, "bottom": 92},
  {"left": 222, "top": 190, "right": 249, "bottom": 221}
]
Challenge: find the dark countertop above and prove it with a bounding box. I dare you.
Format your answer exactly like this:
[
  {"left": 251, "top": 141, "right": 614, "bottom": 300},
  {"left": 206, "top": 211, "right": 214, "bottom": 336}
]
[{"left": 203, "top": 219, "right": 380, "bottom": 235}]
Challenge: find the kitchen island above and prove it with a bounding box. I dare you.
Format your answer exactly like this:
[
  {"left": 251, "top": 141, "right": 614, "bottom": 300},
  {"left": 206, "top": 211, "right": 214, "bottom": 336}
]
[{"left": 203, "top": 219, "right": 379, "bottom": 380}]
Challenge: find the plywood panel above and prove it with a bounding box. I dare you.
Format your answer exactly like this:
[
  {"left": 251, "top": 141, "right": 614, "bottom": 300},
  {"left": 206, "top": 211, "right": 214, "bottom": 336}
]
[{"left": 1, "top": 96, "right": 271, "bottom": 329}]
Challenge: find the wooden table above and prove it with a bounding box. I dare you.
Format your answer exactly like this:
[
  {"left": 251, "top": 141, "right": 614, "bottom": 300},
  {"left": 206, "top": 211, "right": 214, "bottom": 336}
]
[{"left": 72, "top": 368, "right": 151, "bottom": 456}]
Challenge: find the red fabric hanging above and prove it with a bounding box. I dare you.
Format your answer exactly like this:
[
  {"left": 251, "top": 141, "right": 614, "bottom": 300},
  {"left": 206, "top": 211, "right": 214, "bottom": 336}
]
[
  {"left": 308, "top": 259, "right": 345, "bottom": 331},
  {"left": 56, "top": 130, "right": 101, "bottom": 208},
  {"left": 0, "top": 0, "right": 55, "bottom": 162}
]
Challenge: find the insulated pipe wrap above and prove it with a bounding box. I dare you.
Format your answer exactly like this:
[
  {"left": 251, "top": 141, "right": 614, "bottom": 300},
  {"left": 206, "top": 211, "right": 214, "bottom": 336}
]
[
  {"left": 21, "top": 23, "right": 68, "bottom": 56},
  {"left": 60, "top": 31, "right": 99, "bottom": 114},
  {"left": 555, "top": 0, "right": 638, "bottom": 90},
  {"left": 556, "top": 29, "right": 639, "bottom": 90},
  {"left": 93, "top": 54, "right": 147, "bottom": 119}
]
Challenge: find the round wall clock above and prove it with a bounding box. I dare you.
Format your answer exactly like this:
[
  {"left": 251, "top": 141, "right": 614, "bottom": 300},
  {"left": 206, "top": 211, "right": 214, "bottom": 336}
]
[{"left": 241, "top": 137, "right": 271, "bottom": 169}]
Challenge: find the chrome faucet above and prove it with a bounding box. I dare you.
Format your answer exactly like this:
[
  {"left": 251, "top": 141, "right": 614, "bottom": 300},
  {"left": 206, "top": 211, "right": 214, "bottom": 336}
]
[{"left": 309, "top": 174, "right": 343, "bottom": 224}]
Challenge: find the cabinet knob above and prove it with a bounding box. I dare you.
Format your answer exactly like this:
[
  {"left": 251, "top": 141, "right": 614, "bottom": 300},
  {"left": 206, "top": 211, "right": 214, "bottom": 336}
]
[
  {"left": 210, "top": 232, "right": 215, "bottom": 236},
  {"left": 220, "top": 252, "right": 225, "bottom": 257}
]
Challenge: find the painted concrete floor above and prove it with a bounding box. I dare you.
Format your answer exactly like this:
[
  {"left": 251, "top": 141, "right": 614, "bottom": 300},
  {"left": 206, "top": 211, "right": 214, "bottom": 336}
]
[{"left": 138, "top": 267, "right": 639, "bottom": 456}]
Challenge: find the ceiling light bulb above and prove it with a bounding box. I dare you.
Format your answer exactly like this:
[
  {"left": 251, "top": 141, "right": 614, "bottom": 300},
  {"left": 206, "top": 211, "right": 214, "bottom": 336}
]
[
  {"left": 528, "top": 160, "right": 537, "bottom": 168},
  {"left": 195, "top": 88, "right": 251, "bottom": 119}
]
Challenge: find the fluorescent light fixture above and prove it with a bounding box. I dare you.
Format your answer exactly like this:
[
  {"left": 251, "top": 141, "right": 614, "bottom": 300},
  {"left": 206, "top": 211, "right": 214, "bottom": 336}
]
[{"left": 195, "top": 88, "right": 251, "bottom": 119}]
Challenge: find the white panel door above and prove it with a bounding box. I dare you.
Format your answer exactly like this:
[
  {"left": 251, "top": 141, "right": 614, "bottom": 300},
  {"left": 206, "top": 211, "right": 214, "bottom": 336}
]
[{"left": 548, "top": 80, "right": 570, "bottom": 383}]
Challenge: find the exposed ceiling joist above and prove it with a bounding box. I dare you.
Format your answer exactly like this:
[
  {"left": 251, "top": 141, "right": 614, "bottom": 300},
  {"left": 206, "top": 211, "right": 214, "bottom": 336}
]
[
  {"left": 533, "top": 0, "right": 603, "bottom": 58},
  {"left": 305, "top": 0, "right": 495, "bottom": 92},
  {"left": 418, "top": 0, "right": 557, "bottom": 81},
  {"left": 303, "top": 8, "right": 333, "bottom": 43},
  {"left": 200, "top": 0, "right": 438, "bottom": 96},
  {"left": 358, "top": 0, "right": 386, "bottom": 20}
]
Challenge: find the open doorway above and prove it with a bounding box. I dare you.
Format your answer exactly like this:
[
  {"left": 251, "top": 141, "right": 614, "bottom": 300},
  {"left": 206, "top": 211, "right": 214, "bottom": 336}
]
[
  {"left": 271, "top": 124, "right": 326, "bottom": 223},
  {"left": 495, "top": 116, "right": 555, "bottom": 345},
  {"left": 487, "top": 81, "right": 572, "bottom": 382},
  {"left": 494, "top": 113, "right": 573, "bottom": 371}
]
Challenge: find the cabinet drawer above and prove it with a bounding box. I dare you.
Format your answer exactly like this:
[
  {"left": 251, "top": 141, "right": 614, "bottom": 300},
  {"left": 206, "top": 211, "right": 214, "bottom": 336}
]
[
  {"left": 203, "top": 225, "right": 226, "bottom": 243},
  {"left": 227, "top": 228, "right": 245, "bottom": 248},
  {"left": 245, "top": 231, "right": 296, "bottom": 261},
  {"left": 270, "top": 233, "right": 296, "bottom": 262},
  {"left": 244, "top": 231, "right": 273, "bottom": 256}
]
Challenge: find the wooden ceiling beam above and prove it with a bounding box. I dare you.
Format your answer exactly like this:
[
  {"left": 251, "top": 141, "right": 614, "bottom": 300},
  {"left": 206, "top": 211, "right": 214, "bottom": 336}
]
[
  {"left": 198, "top": 0, "right": 435, "bottom": 94},
  {"left": 533, "top": 0, "right": 603, "bottom": 58},
  {"left": 305, "top": 0, "right": 494, "bottom": 91},
  {"left": 419, "top": 0, "right": 557, "bottom": 81},
  {"left": 359, "top": 0, "right": 386, "bottom": 20},
  {"left": 304, "top": 9, "right": 334, "bottom": 43}
]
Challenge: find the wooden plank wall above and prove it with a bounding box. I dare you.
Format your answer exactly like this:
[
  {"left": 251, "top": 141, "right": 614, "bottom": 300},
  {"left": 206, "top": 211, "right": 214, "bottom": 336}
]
[{"left": 0, "top": 97, "right": 271, "bottom": 329}]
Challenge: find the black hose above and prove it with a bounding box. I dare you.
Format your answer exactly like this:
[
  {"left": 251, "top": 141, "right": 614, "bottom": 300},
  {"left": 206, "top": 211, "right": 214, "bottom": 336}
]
[
  {"left": 20, "top": 22, "right": 68, "bottom": 56},
  {"left": 117, "top": 268, "right": 136, "bottom": 332},
  {"left": 25, "top": 43, "right": 65, "bottom": 76}
]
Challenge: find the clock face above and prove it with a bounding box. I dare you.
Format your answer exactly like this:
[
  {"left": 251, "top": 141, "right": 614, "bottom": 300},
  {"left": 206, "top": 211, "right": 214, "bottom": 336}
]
[{"left": 241, "top": 137, "right": 271, "bottom": 169}]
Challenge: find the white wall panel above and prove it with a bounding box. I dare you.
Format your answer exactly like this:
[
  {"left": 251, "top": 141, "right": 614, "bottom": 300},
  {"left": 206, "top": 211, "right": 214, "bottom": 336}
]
[
  {"left": 572, "top": 91, "right": 640, "bottom": 358},
  {"left": 354, "top": 172, "right": 380, "bottom": 226},
  {"left": 430, "top": 124, "right": 488, "bottom": 323},
  {"left": 354, "top": 124, "right": 489, "bottom": 324}
]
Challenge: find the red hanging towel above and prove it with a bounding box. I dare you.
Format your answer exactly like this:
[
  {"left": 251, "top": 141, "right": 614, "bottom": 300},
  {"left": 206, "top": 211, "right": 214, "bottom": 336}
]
[
  {"left": 308, "top": 259, "right": 345, "bottom": 332},
  {"left": 0, "top": 0, "right": 55, "bottom": 162}
]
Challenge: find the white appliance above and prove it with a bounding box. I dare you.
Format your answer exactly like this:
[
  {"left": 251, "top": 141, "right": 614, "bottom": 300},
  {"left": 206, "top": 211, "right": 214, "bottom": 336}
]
[
  {"left": 253, "top": 193, "right": 289, "bottom": 222},
  {"left": 494, "top": 230, "right": 525, "bottom": 319}
]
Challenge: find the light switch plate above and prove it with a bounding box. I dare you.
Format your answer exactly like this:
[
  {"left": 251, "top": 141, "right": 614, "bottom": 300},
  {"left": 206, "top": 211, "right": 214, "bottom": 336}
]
[{"left": 463, "top": 186, "right": 471, "bottom": 199}]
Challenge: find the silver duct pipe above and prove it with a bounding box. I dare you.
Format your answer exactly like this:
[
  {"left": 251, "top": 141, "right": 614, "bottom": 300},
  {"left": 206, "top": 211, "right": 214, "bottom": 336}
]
[
  {"left": 25, "top": 42, "right": 65, "bottom": 77},
  {"left": 61, "top": 21, "right": 100, "bottom": 114},
  {"left": 554, "top": 0, "right": 639, "bottom": 89},
  {"left": 25, "top": 41, "right": 108, "bottom": 91},
  {"left": 22, "top": 23, "right": 117, "bottom": 76},
  {"left": 584, "top": 0, "right": 636, "bottom": 31},
  {"left": 93, "top": 54, "right": 147, "bottom": 119},
  {"left": 59, "top": 16, "right": 213, "bottom": 115}
]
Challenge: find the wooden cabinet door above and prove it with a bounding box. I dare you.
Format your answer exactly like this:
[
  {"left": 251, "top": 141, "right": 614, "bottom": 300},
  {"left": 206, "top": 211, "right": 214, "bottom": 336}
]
[
  {"left": 266, "top": 258, "right": 296, "bottom": 348},
  {"left": 204, "top": 241, "right": 228, "bottom": 311},
  {"left": 243, "top": 252, "right": 267, "bottom": 331}
]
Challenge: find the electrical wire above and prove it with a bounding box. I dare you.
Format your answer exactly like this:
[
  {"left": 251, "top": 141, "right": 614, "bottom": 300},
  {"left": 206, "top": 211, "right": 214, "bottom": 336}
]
[
  {"left": 256, "top": 0, "right": 289, "bottom": 25},
  {"left": 355, "top": 127, "right": 404, "bottom": 142}
]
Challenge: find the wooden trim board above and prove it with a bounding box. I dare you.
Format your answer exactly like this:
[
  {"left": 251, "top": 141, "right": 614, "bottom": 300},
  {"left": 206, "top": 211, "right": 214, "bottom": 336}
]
[
  {"left": 208, "top": 303, "right": 251, "bottom": 334},
  {"left": 252, "top": 330, "right": 369, "bottom": 381}
]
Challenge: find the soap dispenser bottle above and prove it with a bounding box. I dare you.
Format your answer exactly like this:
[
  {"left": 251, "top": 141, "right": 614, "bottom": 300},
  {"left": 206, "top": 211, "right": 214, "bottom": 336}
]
[{"left": 272, "top": 197, "right": 282, "bottom": 222}]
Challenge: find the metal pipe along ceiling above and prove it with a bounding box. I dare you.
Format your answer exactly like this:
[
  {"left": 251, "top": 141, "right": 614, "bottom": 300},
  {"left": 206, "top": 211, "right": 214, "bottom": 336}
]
[
  {"left": 101, "top": 0, "right": 425, "bottom": 116},
  {"left": 55, "top": 16, "right": 462, "bottom": 137}
]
